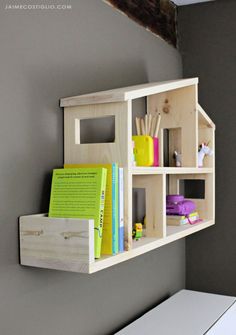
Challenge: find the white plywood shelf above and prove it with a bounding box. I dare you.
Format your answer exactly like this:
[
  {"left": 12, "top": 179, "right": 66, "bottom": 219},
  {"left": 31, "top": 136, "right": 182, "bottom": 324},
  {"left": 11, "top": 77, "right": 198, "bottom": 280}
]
[
  {"left": 91, "top": 220, "right": 214, "bottom": 273},
  {"left": 166, "top": 219, "right": 214, "bottom": 237},
  {"left": 20, "top": 78, "right": 215, "bottom": 273}
]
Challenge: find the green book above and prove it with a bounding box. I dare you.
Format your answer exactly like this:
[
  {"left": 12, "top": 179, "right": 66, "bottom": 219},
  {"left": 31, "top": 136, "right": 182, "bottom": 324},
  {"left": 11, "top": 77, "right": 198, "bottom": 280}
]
[
  {"left": 64, "top": 163, "right": 119, "bottom": 256},
  {"left": 48, "top": 168, "right": 107, "bottom": 259}
]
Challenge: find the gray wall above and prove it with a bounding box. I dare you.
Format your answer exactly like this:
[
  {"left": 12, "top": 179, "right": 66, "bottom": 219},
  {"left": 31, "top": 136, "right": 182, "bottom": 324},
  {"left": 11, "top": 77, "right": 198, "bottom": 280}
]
[
  {"left": 178, "top": 0, "right": 236, "bottom": 295},
  {"left": 0, "top": 1, "right": 184, "bottom": 335}
]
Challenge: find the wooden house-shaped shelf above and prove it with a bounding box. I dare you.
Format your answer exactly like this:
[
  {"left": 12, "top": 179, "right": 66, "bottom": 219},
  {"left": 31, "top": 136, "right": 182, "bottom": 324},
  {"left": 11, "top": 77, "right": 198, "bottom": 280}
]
[{"left": 20, "top": 78, "right": 215, "bottom": 273}]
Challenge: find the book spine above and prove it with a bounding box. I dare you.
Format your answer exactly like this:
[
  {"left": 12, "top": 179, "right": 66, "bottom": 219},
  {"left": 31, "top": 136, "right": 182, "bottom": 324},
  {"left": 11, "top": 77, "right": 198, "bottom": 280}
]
[
  {"left": 179, "top": 215, "right": 199, "bottom": 225},
  {"left": 112, "top": 164, "right": 118, "bottom": 254},
  {"left": 184, "top": 215, "right": 199, "bottom": 224},
  {"left": 118, "top": 168, "right": 124, "bottom": 252},
  {"left": 96, "top": 168, "right": 107, "bottom": 258}
]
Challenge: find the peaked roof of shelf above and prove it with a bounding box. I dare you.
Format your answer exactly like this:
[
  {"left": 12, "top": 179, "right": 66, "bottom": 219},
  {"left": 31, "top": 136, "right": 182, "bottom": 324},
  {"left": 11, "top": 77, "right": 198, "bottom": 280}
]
[
  {"left": 198, "top": 104, "right": 215, "bottom": 129},
  {"left": 60, "top": 78, "right": 198, "bottom": 107}
]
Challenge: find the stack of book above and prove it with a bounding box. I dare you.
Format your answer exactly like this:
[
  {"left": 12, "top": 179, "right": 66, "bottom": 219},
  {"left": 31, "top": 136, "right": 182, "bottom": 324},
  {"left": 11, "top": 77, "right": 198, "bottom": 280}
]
[
  {"left": 49, "top": 163, "right": 124, "bottom": 259},
  {"left": 167, "top": 212, "right": 201, "bottom": 226}
]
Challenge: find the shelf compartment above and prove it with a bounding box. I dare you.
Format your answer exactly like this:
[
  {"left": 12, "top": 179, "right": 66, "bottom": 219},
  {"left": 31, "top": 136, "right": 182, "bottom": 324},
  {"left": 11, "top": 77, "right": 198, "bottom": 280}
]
[
  {"left": 20, "top": 214, "right": 94, "bottom": 273},
  {"left": 169, "top": 173, "right": 215, "bottom": 221},
  {"left": 133, "top": 174, "right": 166, "bottom": 239},
  {"left": 147, "top": 84, "right": 198, "bottom": 167}
]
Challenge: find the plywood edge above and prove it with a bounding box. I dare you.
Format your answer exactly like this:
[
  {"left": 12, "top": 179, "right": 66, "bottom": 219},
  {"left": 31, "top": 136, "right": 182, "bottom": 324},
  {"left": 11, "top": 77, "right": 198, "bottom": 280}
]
[
  {"left": 60, "top": 78, "right": 199, "bottom": 107},
  {"left": 60, "top": 92, "right": 125, "bottom": 107},
  {"left": 166, "top": 219, "right": 215, "bottom": 237},
  {"left": 20, "top": 256, "right": 91, "bottom": 273},
  {"left": 125, "top": 78, "right": 199, "bottom": 101},
  {"left": 198, "top": 104, "right": 216, "bottom": 130}
]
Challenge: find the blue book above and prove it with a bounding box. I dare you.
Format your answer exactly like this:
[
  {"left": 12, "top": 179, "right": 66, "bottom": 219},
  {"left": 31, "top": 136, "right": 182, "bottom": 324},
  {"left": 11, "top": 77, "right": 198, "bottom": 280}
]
[{"left": 118, "top": 168, "right": 124, "bottom": 252}]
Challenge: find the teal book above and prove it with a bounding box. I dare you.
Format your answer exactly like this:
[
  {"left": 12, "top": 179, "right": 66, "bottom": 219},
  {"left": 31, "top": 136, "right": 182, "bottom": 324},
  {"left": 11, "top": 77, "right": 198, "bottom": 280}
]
[{"left": 48, "top": 168, "right": 107, "bottom": 259}]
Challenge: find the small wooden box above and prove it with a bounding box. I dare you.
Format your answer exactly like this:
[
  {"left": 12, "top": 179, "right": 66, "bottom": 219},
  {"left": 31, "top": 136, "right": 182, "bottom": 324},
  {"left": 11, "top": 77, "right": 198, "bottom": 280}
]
[{"left": 20, "top": 214, "right": 94, "bottom": 273}]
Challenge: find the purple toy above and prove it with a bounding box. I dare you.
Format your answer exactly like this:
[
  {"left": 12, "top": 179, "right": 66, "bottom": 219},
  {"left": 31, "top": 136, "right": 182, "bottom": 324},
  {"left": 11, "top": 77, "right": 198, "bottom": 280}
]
[{"left": 166, "top": 195, "right": 196, "bottom": 216}]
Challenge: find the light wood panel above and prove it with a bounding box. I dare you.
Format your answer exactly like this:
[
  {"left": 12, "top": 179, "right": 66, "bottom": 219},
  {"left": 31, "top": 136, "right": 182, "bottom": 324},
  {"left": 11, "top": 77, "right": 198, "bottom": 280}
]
[
  {"left": 20, "top": 215, "right": 94, "bottom": 273},
  {"left": 60, "top": 78, "right": 198, "bottom": 107},
  {"left": 169, "top": 127, "right": 182, "bottom": 167},
  {"left": 198, "top": 127, "right": 215, "bottom": 168},
  {"left": 133, "top": 174, "right": 166, "bottom": 238},
  {"left": 198, "top": 108, "right": 215, "bottom": 169},
  {"left": 147, "top": 85, "right": 198, "bottom": 167},
  {"left": 64, "top": 101, "right": 131, "bottom": 165},
  {"left": 64, "top": 101, "right": 133, "bottom": 250},
  {"left": 198, "top": 104, "right": 215, "bottom": 129}
]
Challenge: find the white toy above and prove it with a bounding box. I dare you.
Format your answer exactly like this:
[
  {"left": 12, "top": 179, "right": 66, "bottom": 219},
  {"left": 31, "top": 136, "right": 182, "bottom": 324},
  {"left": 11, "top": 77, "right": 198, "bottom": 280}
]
[
  {"left": 198, "top": 142, "right": 213, "bottom": 167},
  {"left": 174, "top": 151, "right": 182, "bottom": 167}
]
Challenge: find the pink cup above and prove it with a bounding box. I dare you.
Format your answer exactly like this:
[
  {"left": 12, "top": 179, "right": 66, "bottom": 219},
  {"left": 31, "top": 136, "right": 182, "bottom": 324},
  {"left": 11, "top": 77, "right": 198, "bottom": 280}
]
[{"left": 153, "top": 137, "right": 159, "bottom": 166}]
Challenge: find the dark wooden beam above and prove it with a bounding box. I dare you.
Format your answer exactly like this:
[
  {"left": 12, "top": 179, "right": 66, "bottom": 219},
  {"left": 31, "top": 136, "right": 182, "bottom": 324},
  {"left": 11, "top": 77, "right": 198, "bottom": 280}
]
[{"left": 105, "top": 0, "right": 177, "bottom": 48}]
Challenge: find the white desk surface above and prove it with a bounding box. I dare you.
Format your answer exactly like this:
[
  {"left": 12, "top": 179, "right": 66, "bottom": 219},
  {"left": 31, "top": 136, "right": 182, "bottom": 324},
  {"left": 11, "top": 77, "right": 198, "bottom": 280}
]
[
  {"left": 206, "top": 300, "right": 236, "bottom": 334},
  {"left": 116, "top": 290, "right": 236, "bottom": 335}
]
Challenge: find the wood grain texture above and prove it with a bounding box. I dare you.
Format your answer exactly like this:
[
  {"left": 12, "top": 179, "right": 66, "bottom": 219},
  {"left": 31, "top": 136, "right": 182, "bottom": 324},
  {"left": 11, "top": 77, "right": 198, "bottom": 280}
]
[
  {"left": 20, "top": 215, "right": 94, "bottom": 273},
  {"left": 64, "top": 101, "right": 133, "bottom": 251},
  {"left": 198, "top": 104, "right": 216, "bottom": 130},
  {"left": 133, "top": 174, "right": 166, "bottom": 238},
  {"left": 169, "top": 127, "right": 181, "bottom": 167},
  {"left": 169, "top": 173, "right": 214, "bottom": 221},
  {"left": 147, "top": 84, "right": 198, "bottom": 167},
  {"left": 198, "top": 105, "right": 215, "bottom": 169}
]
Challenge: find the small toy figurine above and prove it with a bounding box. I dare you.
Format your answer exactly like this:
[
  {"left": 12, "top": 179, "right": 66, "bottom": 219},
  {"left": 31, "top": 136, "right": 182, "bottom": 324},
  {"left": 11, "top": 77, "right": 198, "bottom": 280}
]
[
  {"left": 198, "top": 142, "right": 213, "bottom": 167},
  {"left": 132, "top": 223, "right": 143, "bottom": 240},
  {"left": 173, "top": 150, "right": 182, "bottom": 167}
]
